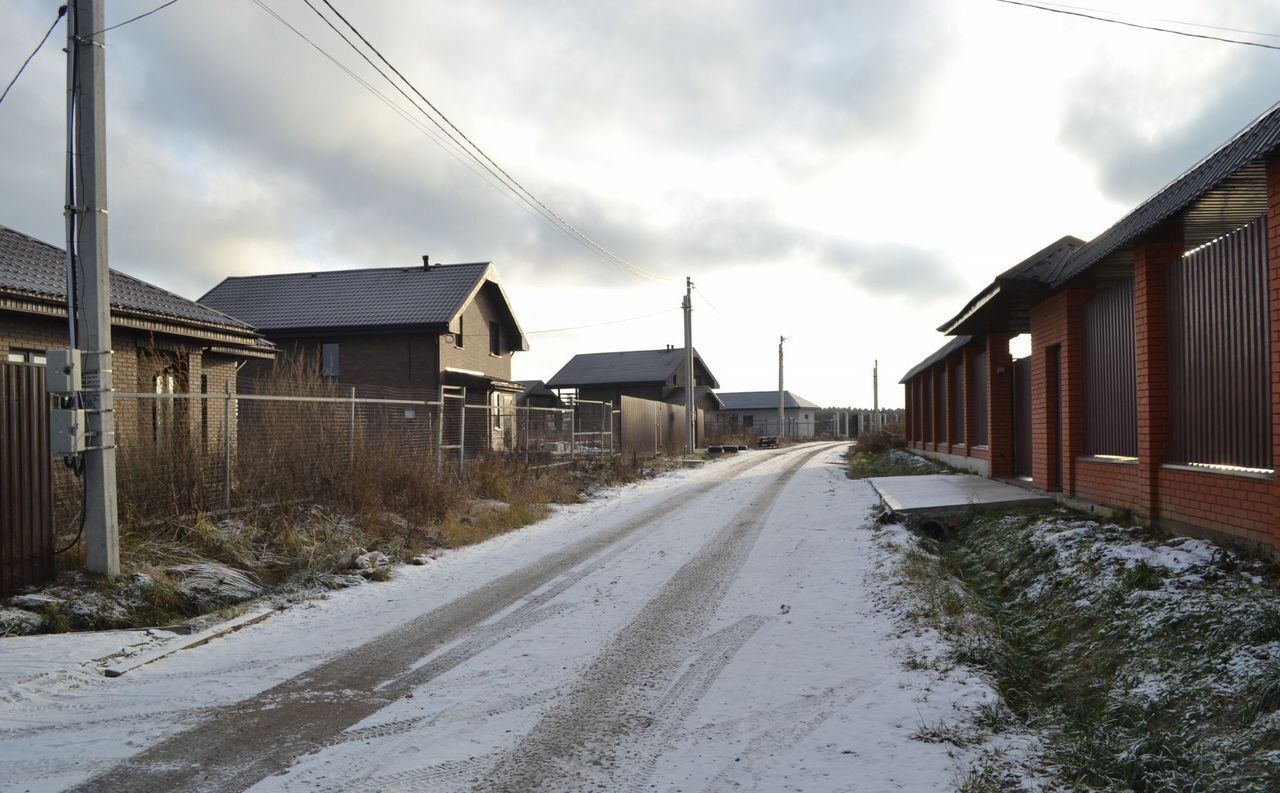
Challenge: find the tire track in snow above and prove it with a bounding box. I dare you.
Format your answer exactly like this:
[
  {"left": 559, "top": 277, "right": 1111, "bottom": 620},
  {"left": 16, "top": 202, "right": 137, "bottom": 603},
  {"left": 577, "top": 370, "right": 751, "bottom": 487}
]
[
  {"left": 67, "top": 448, "right": 800, "bottom": 793},
  {"left": 474, "top": 444, "right": 841, "bottom": 792}
]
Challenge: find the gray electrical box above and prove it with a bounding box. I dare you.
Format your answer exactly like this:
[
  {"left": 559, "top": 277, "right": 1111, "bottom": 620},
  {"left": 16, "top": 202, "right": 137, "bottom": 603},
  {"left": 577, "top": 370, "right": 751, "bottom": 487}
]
[
  {"left": 46, "top": 349, "right": 81, "bottom": 394},
  {"left": 51, "top": 408, "right": 87, "bottom": 455}
]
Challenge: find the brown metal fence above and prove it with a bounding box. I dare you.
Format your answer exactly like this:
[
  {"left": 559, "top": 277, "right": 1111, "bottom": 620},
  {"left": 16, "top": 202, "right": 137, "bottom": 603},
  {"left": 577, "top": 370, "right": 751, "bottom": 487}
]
[
  {"left": 1013, "top": 357, "right": 1033, "bottom": 477},
  {"left": 1168, "top": 216, "right": 1272, "bottom": 470},
  {"left": 619, "top": 395, "right": 690, "bottom": 457},
  {"left": 1, "top": 362, "right": 54, "bottom": 596},
  {"left": 971, "top": 351, "right": 988, "bottom": 446},
  {"left": 949, "top": 360, "right": 964, "bottom": 444},
  {"left": 1083, "top": 279, "right": 1138, "bottom": 457}
]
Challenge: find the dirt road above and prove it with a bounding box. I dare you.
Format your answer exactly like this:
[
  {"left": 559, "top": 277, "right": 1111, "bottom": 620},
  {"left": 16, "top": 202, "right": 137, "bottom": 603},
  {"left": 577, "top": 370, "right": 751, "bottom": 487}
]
[{"left": 3, "top": 444, "right": 996, "bottom": 792}]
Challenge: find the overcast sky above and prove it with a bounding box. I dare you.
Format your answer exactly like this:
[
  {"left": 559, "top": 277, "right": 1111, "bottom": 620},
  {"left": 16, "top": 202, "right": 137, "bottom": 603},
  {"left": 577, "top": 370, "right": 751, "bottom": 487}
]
[{"left": 2, "top": 0, "right": 1276, "bottom": 407}]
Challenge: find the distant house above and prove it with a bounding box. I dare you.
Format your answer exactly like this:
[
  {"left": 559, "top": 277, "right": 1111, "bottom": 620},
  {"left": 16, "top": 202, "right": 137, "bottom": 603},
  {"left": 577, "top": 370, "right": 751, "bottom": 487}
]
[
  {"left": 201, "top": 259, "right": 529, "bottom": 450},
  {"left": 514, "top": 379, "right": 562, "bottom": 409},
  {"left": 546, "top": 346, "right": 722, "bottom": 412},
  {"left": 0, "top": 224, "right": 272, "bottom": 448},
  {"left": 717, "top": 390, "right": 821, "bottom": 438}
]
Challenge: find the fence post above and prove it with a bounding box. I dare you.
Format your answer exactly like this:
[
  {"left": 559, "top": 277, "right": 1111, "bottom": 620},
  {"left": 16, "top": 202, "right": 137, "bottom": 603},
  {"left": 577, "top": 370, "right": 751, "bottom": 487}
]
[
  {"left": 348, "top": 385, "right": 356, "bottom": 470},
  {"left": 436, "top": 384, "right": 444, "bottom": 477},
  {"left": 222, "top": 382, "right": 232, "bottom": 512},
  {"left": 570, "top": 400, "right": 576, "bottom": 463},
  {"left": 459, "top": 386, "right": 467, "bottom": 473}
]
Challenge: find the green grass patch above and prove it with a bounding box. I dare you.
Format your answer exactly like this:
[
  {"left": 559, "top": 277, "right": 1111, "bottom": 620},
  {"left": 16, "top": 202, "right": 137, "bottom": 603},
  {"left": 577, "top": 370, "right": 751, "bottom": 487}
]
[
  {"left": 847, "top": 447, "right": 959, "bottom": 479},
  {"left": 894, "top": 507, "right": 1280, "bottom": 792}
]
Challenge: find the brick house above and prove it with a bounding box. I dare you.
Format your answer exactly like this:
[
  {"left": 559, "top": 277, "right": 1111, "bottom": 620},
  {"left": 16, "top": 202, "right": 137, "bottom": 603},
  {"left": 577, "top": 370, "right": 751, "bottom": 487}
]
[
  {"left": 902, "top": 102, "right": 1280, "bottom": 553},
  {"left": 200, "top": 259, "right": 529, "bottom": 451},
  {"left": 0, "top": 224, "right": 273, "bottom": 451}
]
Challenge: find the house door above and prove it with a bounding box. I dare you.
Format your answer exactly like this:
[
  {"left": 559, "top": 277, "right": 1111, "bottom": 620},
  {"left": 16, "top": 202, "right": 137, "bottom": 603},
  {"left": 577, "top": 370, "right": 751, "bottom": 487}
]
[{"left": 1012, "top": 357, "right": 1032, "bottom": 478}]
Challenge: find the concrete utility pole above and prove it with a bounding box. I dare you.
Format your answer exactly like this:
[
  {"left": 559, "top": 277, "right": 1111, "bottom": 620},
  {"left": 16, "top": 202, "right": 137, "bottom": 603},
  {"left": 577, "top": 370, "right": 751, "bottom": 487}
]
[
  {"left": 69, "top": 0, "right": 119, "bottom": 577},
  {"left": 873, "top": 359, "right": 879, "bottom": 432},
  {"left": 682, "top": 277, "right": 695, "bottom": 455},
  {"left": 777, "top": 336, "right": 786, "bottom": 439}
]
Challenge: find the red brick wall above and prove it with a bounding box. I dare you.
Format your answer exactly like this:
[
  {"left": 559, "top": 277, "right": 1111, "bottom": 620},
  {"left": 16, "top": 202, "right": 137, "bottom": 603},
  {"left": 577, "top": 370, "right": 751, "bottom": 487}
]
[
  {"left": 1074, "top": 458, "right": 1141, "bottom": 510},
  {"left": 1157, "top": 467, "right": 1275, "bottom": 547}
]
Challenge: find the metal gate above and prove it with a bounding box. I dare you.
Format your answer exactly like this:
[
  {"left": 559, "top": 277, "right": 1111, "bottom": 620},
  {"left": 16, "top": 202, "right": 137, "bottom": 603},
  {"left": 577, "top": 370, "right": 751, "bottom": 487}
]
[
  {"left": 1013, "top": 357, "right": 1033, "bottom": 478},
  {"left": 1, "top": 362, "right": 54, "bottom": 596}
]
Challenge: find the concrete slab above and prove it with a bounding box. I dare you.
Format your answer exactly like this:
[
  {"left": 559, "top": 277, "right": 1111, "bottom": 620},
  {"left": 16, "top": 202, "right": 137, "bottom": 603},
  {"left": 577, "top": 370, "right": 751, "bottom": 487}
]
[{"left": 868, "top": 474, "right": 1051, "bottom": 523}]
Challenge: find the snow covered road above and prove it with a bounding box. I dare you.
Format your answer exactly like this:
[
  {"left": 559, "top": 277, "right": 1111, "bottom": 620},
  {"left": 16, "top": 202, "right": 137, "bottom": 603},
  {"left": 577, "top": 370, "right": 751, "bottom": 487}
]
[{"left": 2, "top": 444, "right": 999, "bottom": 792}]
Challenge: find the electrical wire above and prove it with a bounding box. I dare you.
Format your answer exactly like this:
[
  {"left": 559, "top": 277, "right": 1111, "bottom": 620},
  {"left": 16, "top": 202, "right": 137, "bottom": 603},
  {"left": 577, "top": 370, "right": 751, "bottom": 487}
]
[
  {"left": 246, "top": 0, "right": 544, "bottom": 223},
  {"left": 1026, "top": 0, "right": 1280, "bottom": 40},
  {"left": 527, "top": 307, "right": 681, "bottom": 335},
  {"left": 994, "top": 0, "right": 1280, "bottom": 51},
  {"left": 91, "top": 0, "right": 183, "bottom": 37},
  {"left": 0, "top": 5, "right": 67, "bottom": 109},
  {"left": 309, "top": 0, "right": 670, "bottom": 284}
]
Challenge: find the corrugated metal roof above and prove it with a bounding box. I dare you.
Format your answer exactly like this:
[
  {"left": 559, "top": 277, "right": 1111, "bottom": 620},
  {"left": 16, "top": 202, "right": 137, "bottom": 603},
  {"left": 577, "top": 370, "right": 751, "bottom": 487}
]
[
  {"left": 547, "top": 348, "right": 720, "bottom": 389},
  {"left": 899, "top": 336, "right": 975, "bottom": 384},
  {"left": 717, "top": 390, "right": 821, "bottom": 410},
  {"left": 0, "top": 225, "right": 253, "bottom": 330},
  {"left": 1050, "top": 101, "right": 1280, "bottom": 287},
  {"left": 200, "top": 263, "right": 493, "bottom": 332}
]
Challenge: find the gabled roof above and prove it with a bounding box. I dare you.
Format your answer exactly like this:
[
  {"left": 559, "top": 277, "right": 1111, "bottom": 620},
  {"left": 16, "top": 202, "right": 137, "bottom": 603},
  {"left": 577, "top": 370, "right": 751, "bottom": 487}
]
[
  {"left": 717, "top": 390, "right": 821, "bottom": 411},
  {"left": 938, "top": 237, "right": 1083, "bottom": 336},
  {"left": 663, "top": 385, "right": 725, "bottom": 410},
  {"left": 900, "top": 336, "right": 976, "bottom": 384},
  {"left": 547, "top": 347, "right": 720, "bottom": 389},
  {"left": 1050, "top": 100, "right": 1280, "bottom": 288},
  {"left": 200, "top": 262, "right": 529, "bottom": 349},
  {"left": 0, "top": 225, "right": 254, "bottom": 332}
]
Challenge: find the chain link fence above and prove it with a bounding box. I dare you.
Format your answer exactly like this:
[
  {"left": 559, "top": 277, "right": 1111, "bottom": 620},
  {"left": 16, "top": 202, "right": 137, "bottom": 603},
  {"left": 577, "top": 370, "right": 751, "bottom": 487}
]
[{"left": 52, "top": 381, "right": 616, "bottom": 531}]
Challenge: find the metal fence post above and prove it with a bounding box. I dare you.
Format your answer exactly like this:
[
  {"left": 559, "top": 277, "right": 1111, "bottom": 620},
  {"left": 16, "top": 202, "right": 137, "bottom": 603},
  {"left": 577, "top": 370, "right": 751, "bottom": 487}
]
[
  {"left": 570, "top": 400, "right": 576, "bottom": 463},
  {"left": 436, "top": 384, "right": 444, "bottom": 477},
  {"left": 459, "top": 386, "right": 467, "bottom": 473},
  {"left": 222, "top": 382, "right": 232, "bottom": 512},
  {"left": 348, "top": 385, "right": 356, "bottom": 470}
]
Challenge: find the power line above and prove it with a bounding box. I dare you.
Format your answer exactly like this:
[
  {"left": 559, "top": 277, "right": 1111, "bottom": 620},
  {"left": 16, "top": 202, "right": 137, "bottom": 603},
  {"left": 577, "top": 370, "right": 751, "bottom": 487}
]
[
  {"left": 309, "top": 0, "right": 670, "bottom": 284},
  {"left": 1029, "top": 1, "right": 1280, "bottom": 40},
  {"left": 994, "top": 0, "right": 1280, "bottom": 51},
  {"left": 527, "top": 307, "right": 681, "bottom": 335},
  {"left": 0, "top": 5, "right": 66, "bottom": 110},
  {"left": 92, "top": 0, "right": 183, "bottom": 37},
  {"left": 246, "top": 0, "right": 545, "bottom": 224}
]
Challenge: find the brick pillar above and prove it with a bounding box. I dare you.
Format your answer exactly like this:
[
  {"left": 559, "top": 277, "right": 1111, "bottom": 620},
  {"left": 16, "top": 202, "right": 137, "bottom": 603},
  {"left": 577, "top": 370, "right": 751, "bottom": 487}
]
[
  {"left": 987, "top": 332, "right": 1014, "bottom": 478},
  {"left": 963, "top": 346, "right": 979, "bottom": 451},
  {"left": 1134, "top": 223, "right": 1181, "bottom": 519},
  {"left": 1267, "top": 157, "right": 1280, "bottom": 545},
  {"left": 1060, "top": 289, "right": 1092, "bottom": 496}
]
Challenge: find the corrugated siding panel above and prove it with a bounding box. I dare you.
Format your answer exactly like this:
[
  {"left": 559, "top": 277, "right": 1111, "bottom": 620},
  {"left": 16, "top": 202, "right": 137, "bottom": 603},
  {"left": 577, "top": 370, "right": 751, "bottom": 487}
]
[
  {"left": 1168, "top": 216, "right": 1271, "bottom": 470},
  {"left": 1083, "top": 280, "right": 1138, "bottom": 456},
  {"left": 950, "top": 362, "right": 964, "bottom": 443},
  {"left": 1, "top": 362, "right": 54, "bottom": 596},
  {"left": 971, "top": 352, "right": 988, "bottom": 445}
]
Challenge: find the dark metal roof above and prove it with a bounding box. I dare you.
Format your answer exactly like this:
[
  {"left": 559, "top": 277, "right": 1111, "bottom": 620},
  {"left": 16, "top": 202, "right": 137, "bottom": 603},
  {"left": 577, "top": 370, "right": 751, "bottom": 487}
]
[
  {"left": 0, "top": 225, "right": 253, "bottom": 331},
  {"left": 717, "top": 390, "right": 821, "bottom": 411},
  {"left": 663, "top": 385, "right": 725, "bottom": 409},
  {"left": 547, "top": 347, "right": 720, "bottom": 389},
  {"left": 900, "top": 335, "right": 975, "bottom": 384},
  {"left": 1050, "top": 101, "right": 1280, "bottom": 288},
  {"left": 201, "top": 262, "right": 528, "bottom": 349},
  {"left": 938, "top": 236, "right": 1083, "bottom": 336}
]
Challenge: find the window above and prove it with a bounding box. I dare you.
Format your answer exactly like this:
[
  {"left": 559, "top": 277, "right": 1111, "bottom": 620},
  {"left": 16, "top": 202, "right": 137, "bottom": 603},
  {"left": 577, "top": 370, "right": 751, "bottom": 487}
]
[
  {"left": 154, "top": 368, "right": 178, "bottom": 444},
  {"left": 491, "top": 391, "right": 503, "bottom": 428},
  {"left": 743, "top": 415, "right": 754, "bottom": 428},
  {"left": 321, "top": 343, "right": 340, "bottom": 377},
  {"left": 6, "top": 349, "right": 46, "bottom": 365},
  {"left": 489, "top": 321, "right": 501, "bottom": 356},
  {"left": 456, "top": 317, "right": 464, "bottom": 348}
]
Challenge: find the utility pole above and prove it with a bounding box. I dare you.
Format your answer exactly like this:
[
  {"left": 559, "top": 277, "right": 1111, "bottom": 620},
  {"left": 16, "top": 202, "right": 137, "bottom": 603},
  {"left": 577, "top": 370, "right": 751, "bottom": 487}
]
[
  {"left": 682, "top": 277, "right": 695, "bottom": 455},
  {"left": 777, "top": 336, "right": 786, "bottom": 439},
  {"left": 873, "top": 359, "right": 879, "bottom": 432},
  {"left": 70, "top": 0, "right": 119, "bottom": 577}
]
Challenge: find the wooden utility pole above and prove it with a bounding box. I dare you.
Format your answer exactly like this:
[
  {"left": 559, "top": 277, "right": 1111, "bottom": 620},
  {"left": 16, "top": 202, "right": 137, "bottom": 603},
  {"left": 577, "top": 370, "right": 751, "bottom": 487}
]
[
  {"left": 682, "top": 277, "right": 695, "bottom": 455},
  {"left": 69, "top": 0, "right": 119, "bottom": 577}
]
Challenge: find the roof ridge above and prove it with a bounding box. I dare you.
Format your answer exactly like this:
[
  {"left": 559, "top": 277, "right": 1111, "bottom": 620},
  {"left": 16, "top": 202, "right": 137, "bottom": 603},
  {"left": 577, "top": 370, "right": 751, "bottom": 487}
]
[{"left": 214, "top": 261, "right": 492, "bottom": 282}]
